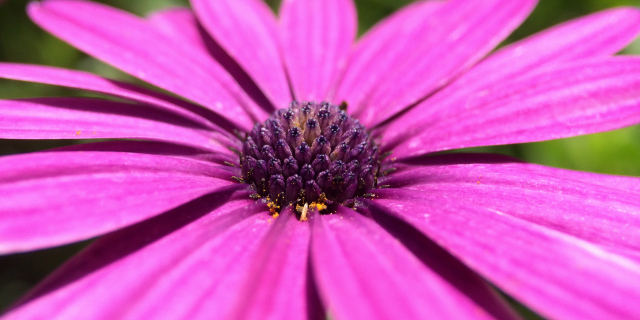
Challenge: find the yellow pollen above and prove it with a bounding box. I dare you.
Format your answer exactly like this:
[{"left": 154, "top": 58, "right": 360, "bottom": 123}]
[
  {"left": 267, "top": 200, "right": 280, "bottom": 216},
  {"left": 295, "top": 193, "right": 329, "bottom": 221}
]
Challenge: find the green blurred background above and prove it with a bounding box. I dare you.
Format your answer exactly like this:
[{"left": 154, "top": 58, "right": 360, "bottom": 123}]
[{"left": 1, "top": 0, "right": 639, "bottom": 318}]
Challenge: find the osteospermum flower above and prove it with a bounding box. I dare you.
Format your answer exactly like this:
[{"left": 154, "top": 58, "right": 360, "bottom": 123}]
[{"left": 2, "top": 0, "right": 640, "bottom": 318}]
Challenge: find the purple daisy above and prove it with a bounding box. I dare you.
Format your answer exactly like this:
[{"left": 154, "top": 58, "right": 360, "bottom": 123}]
[{"left": 1, "top": 0, "right": 640, "bottom": 319}]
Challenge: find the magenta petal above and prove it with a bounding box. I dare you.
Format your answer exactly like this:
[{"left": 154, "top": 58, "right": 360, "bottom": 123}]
[
  {"left": 148, "top": 7, "right": 209, "bottom": 52},
  {"left": 0, "top": 97, "right": 235, "bottom": 152},
  {"left": 387, "top": 57, "right": 640, "bottom": 158},
  {"left": 382, "top": 7, "right": 640, "bottom": 147},
  {"left": 3, "top": 199, "right": 264, "bottom": 320},
  {"left": 0, "top": 151, "right": 241, "bottom": 254},
  {"left": 53, "top": 141, "right": 239, "bottom": 166},
  {"left": 223, "top": 208, "right": 318, "bottom": 320},
  {"left": 366, "top": 193, "right": 640, "bottom": 320},
  {"left": 280, "top": 0, "right": 356, "bottom": 102},
  {"left": 441, "top": 7, "right": 640, "bottom": 108},
  {"left": 96, "top": 209, "right": 273, "bottom": 320},
  {"left": 28, "top": 0, "right": 264, "bottom": 131},
  {"left": 310, "top": 207, "right": 508, "bottom": 320},
  {"left": 192, "top": 0, "right": 291, "bottom": 108},
  {"left": 335, "top": 0, "right": 536, "bottom": 127},
  {"left": 0, "top": 63, "right": 237, "bottom": 134},
  {"left": 380, "top": 153, "right": 640, "bottom": 256},
  {"left": 332, "top": 0, "right": 443, "bottom": 111},
  {"left": 147, "top": 7, "right": 274, "bottom": 116}
]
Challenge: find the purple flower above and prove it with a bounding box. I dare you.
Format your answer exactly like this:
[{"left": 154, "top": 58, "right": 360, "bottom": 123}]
[{"left": 1, "top": 0, "right": 640, "bottom": 319}]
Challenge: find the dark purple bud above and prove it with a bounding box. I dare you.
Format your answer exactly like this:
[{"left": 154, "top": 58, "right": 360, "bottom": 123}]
[
  {"left": 283, "top": 156, "right": 299, "bottom": 178},
  {"left": 272, "top": 126, "right": 286, "bottom": 141},
  {"left": 254, "top": 160, "right": 268, "bottom": 187},
  {"left": 250, "top": 125, "right": 263, "bottom": 148},
  {"left": 295, "top": 142, "right": 312, "bottom": 164},
  {"left": 311, "top": 154, "right": 330, "bottom": 173},
  {"left": 332, "top": 111, "right": 349, "bottom": 131},
  {"left": 325, "top": 124, "right": 341, "bottom": 147},
  {"left": 273, "top": 108, "right": 289, "bottom": 121},
  {"left": 261, "top": 145, "right": 275, "bottom": 160},
  {"left": 316, "top": 170, "right": 333, "bottom": 190},
  {"left": 311, "top": 135, "right": 331, "bottom": 159},
  {"left": 287, "top": 127, "right": 303, "bottom": 149},
  {"left": 342, "top": 128, "right": 363, "bottom": 148},
  {"left": 269, "top": 174, "right": 285, "bottom": 201},
  {"left": 266, "top": 119, "right": 283, "bottom": 131},
  {"left": 265, "top": 119, "right": 285, "bottom": 141},
  {"left": 317, "top": 107, "right": 331, "bottom": 130},
  {"left": 366, "top": 146, "right": 379, "bottom": 160},
  {"left": 260, "top": 127, "right": 274, "bottom": 146},
  {"left": 359, "top": 165, "right": 375, "bottom": 191},
  {"left": 329, "top": 160, "right": 346, "bottom": 176},
  {"left": 347, "top": 141, "right": 367, "bottom": 162},
  {"left": 304, "top": 119, "right": 321, "bottom": 144},
  {"left": 363, "top": 155, "right": 376, "bottom": 166},
  {"left": 268, "top": 158, "right": 283, "bottom": 176},
  {"left": 338, "top": 172, "right": 358, "bottom": 202},
  {"left": 281, "top": 108, "right": 298, "bottom": 131},
  {"left": 330, "top": 142, "right": 350, "bottom": 161},
  {"left": 304, "top": 180, "right": 322, "bottom": 203},
  {"left": 363, "top": 155, "right": 380, "bottom": 174},
  {"left": 285, "top": 175, "right": 303, "bottom": 204},
  {"left": 243, "top": 137, "right": 260, "bottom": 159},
  {"left": 300, "top": 164, "right": 315, "bottom": 182},
  {"left": 274, "top": 139, "right": 293, "bottom": 159},
  {"left": 289, "top": 101, "right": 300, "bottom": 109},
  {"left": 242, "top": 156, "right": 258, "bottom": 180},
  {"left": 242, "top": 137, "right": 253, "bottom": 157},
  {"left": 346, "top": 160, "right": 360, "bottom": 173},
  {"left": 299, "top": 102, "right": 314, "bottom": 124}
]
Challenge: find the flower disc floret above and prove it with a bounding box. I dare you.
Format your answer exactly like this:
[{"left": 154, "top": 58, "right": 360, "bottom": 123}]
[{"left": 241, "top": 101, "right": 380, "bottom": 214}]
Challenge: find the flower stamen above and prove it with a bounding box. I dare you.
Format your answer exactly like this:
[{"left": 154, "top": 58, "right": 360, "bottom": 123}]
[{"left": 240, "top": 101, "right": 380, "bottom": 216}]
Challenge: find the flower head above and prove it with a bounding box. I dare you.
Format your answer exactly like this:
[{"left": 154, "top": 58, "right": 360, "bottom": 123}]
[
  {"left": 242, "top": 101, "right": 379, "bottom": 216},
  {"left": 1, "top": 0, "right": 640, "bottom": 319}
]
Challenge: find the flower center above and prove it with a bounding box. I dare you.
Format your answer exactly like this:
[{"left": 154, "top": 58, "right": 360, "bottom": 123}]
[{"left": 240, "top": 101, "right": 380, "bottom": 218}]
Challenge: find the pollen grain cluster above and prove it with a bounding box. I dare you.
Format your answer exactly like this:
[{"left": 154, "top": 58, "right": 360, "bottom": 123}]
[{"left": 240, "top": 101, "right": 380, "bottom": 217}]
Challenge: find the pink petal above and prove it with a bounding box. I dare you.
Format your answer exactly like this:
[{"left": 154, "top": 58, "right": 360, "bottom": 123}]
[
  {"left": 0, "top": 97, "right": 235, "bottom": 152},
  {"left": 0, "top": 151, "right": 244, "bottom": 254},
  {"left": 4, "top": 199, "right": 265, "bottom": 320},
  {"left": 214, "top": 208, "right": 317, "bottom": 320},
  {"left": 147, "top": 7, "right": 275, "bottom": 115},
  {"left": 379, "top": 153, "right": 640, "bottom": 257},
  {"left": 28, "top": 0, "right": 265, "bottom": 131},
  {"left": 382, "top": 7, "right": 640, "bottom": 146},
  {"left": 387, "top": 57, "right": 640, "bottom": 158},
  {"left": 364, "top": 194, "right": 640, "bottom": 320},
  {"left": 441, "top": 7, "right": 640, "bottom": 108},
  {"left": 192, "top": 0, "right": 291, "bottom": 108},
  {"left": 6, "top": 205, "right": 313, "bottom": 319},
  {"left": 147, "top": 7, "right": 209, "bottom": 52},
  {"left": 53, "top": 140, "right": 239, "bottom": 166},
  {"left": 280, "top": 0, "right": 357, "bottom": 101},
  {"left": 0, "top": 63, "right": 237, "bottom": 134},
  {"left": 99, "top": 208, "right": 274, "bottom": 320},
  {"left": 310, "top": 206, "right": 514, "bottom": 320},
  {"left": 332, "top": 0, "right": 443, "bottom": 108},
  {"left": 335, "top": 0, "right": 536, "bottom": 127}
]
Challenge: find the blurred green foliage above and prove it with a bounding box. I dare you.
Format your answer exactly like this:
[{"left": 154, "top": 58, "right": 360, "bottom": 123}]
[{"left": 1, "top": 0, "right": 639, "bottom": 317}]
